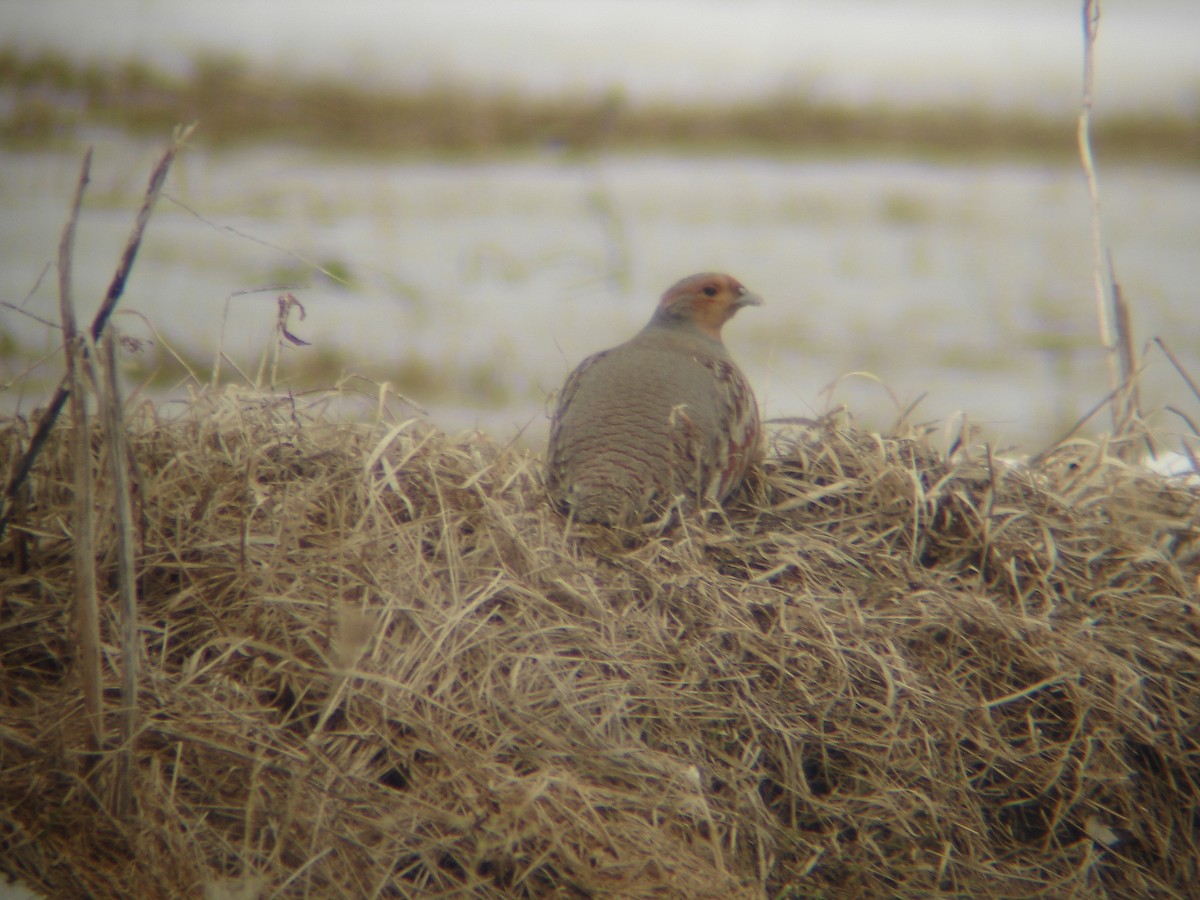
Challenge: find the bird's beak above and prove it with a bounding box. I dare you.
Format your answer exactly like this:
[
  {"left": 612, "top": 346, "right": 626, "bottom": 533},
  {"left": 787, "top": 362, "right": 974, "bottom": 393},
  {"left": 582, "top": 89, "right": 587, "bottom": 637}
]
[{"left": 736, "top": 288, "right": 763, "bottom": 308}]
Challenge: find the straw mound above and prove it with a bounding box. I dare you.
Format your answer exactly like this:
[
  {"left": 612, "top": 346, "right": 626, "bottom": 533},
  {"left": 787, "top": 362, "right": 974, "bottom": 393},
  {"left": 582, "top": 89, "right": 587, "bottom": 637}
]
[{"left": 1, "top": 389, "right": 1198, "bottom": 898}]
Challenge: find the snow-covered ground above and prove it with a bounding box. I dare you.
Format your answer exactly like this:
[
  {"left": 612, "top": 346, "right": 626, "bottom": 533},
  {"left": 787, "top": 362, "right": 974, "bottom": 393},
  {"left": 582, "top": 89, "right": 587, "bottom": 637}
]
[
  {"left": 2, "top": 143, "right": 1198, "bottom": 456},
  {"left": 2, "top": 0, "right": 1197, "bottom": 456}
]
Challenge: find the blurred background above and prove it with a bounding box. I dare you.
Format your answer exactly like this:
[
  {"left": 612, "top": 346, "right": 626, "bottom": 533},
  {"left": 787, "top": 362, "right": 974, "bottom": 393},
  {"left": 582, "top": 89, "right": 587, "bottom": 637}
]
[{"left": 1, "top": 0, "right": 1198, "bottom": 453}]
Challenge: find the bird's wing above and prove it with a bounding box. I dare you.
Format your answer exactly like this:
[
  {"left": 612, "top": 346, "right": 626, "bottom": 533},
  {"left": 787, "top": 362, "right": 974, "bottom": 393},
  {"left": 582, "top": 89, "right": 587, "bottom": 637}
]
[{"left": 547, "top": 347, "right": 613, "bottom": 471}]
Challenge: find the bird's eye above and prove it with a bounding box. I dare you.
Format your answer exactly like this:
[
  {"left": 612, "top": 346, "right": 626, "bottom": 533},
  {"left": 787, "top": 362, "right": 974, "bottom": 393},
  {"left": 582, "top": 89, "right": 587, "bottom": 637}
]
[{"left": 703, "top": 285, "right": 718, "bottom": 298}]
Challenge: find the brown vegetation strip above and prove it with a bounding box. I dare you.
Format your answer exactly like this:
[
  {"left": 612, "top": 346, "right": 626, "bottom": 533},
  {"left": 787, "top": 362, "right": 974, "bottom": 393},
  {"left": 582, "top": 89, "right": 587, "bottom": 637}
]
[
  {"left": 1, "top": 388, "right": 1198, "bottom": 897},
  {"left": 2, "top": 49, "right": 1198, "bottom": 162}
]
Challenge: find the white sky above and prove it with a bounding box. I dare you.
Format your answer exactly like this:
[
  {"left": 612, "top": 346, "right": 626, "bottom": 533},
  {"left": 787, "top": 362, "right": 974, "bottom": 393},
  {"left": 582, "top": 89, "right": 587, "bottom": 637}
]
[{"left": 3, "top": 0, "right": 1198, "bottom": 115}]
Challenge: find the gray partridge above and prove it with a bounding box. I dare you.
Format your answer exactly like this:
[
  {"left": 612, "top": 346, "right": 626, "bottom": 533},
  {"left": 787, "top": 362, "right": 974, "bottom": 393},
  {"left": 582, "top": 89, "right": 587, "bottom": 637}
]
[{"left": 547, "top": 272, "right": 763, "bottom": 527}]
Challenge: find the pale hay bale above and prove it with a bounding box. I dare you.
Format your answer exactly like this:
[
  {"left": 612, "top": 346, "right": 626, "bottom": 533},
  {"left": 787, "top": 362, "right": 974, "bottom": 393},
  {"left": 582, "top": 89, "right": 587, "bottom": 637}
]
[{"left": 1, "top": 389, "right": 1198, "bottom": 897}]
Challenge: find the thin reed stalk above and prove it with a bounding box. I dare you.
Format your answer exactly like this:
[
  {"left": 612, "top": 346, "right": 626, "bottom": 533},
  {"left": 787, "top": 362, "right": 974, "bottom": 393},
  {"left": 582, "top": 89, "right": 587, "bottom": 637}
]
[
  {"left": 1077, "top": 0, "right": 1140, "bottom": 452},
  {"left": 99, "top": 329, "right": 140, "bottom": 818},
  {"left": 58, "top": 147, "right": 103, "bottom": 750}
]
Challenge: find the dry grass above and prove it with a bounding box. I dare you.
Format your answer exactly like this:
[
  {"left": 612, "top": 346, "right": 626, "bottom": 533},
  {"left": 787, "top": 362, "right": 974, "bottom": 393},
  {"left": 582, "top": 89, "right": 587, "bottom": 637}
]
[
  {"left": 3, "top": 48, "right": 1198, "bottom": 163},
  {"left": 1, "top": 387, "right": 1197, "bottom": 898}
]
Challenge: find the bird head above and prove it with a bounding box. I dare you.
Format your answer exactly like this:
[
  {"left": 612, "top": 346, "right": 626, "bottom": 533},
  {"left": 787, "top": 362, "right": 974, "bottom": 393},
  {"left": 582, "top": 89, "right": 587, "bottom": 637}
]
[{"left": 651, "top": 272, "right": 762, "bottom": 340}]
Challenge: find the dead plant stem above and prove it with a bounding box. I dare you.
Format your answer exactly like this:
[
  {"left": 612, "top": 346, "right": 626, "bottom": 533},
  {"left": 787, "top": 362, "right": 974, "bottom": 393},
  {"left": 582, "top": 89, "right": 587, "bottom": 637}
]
[
  {"left": 58, "top": 147, "right": 104, "bottom": 751},
  {"left": 100, "top": 329, "right": 140, "bottom": 818},
  {"left": 0, "top": 124, "right": 193, "bottom": 542},
  {"left": 1078, "top": 0, "right": 1111, "bottom": 358},
  {"left": 1077, "top": 0, "right": 1139, "bottom": 445}
]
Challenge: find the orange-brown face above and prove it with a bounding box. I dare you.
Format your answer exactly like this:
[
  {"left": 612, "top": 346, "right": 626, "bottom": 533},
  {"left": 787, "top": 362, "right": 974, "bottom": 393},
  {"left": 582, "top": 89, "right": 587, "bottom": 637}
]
[{"left": 658, "top": 273, "right": 762, "bottom": 339}]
